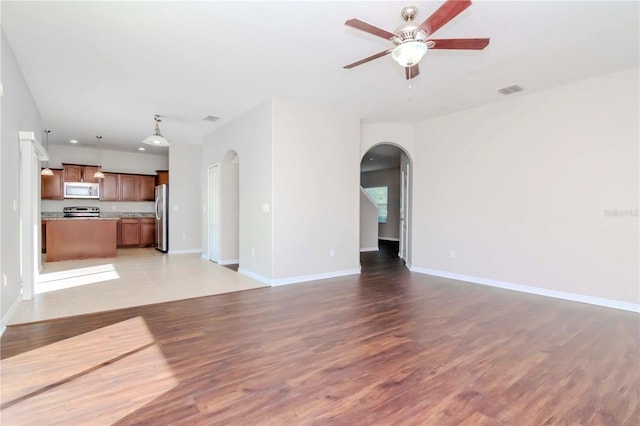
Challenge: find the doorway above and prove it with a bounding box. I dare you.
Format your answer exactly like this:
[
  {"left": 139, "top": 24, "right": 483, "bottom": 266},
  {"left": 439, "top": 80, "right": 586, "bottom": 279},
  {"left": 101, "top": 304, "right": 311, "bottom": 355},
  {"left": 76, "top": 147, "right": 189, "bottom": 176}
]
[
  {"left": 207, "top": 151, "right": 240, "bottom": 268},
  {"left": 360, "top": 144, "right": 412, "bottom": 265},
  {"left": 207, "top": 164, "right": 219, "bottom": 262}
]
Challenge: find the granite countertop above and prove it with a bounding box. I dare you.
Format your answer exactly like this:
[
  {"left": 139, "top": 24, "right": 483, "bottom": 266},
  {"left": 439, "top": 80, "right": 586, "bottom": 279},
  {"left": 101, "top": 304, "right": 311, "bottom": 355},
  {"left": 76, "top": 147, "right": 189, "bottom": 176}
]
[
  {"left": 44, "top": 217, "right": 121, "bottom": 221},
  {"left": 42, "top": 212, "right": 155, "bottom": 219}
]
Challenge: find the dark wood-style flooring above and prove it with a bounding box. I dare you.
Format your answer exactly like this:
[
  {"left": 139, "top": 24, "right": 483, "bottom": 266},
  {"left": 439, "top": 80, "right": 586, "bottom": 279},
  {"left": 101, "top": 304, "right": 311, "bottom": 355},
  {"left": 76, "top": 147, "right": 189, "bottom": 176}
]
[{"left": 1, "top": 241, "right": 638, "bottom": 425}]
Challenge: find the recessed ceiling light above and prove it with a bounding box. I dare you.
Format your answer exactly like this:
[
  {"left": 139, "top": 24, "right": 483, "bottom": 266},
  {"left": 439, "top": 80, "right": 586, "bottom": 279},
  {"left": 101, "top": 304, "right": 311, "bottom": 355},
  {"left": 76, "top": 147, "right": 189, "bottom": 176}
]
[
  {"left": 69, "top": 139, "right": 78, "bottom": 144},
  {"left": 138, "top": 147, "right": 146, "bottom": 151}
]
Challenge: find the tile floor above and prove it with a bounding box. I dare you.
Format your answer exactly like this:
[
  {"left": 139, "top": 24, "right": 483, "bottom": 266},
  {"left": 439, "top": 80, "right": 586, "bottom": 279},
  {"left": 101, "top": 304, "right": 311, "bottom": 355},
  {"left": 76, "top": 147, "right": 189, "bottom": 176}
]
[{"left": 8, "top": 248, "right": 267, "bottom": 325}]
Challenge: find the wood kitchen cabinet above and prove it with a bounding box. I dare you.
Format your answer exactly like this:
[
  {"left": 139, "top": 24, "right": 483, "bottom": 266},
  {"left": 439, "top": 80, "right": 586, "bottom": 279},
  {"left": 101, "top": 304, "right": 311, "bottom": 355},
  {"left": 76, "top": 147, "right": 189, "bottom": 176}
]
[
  {"left": 63, "top": 164, "right": 100, "bottom": 183},
  {"left": 41, "top": 169, "right": 64, "bottom": 199},
  {"left": 118, "top": 217, "right": 156, "bottom": 247},
  {"left": 100, "top": 173, "right": 120, "bottom": 201},
  {"left": 138, "top": 175, "right": 156, "bottom": 201},
  {"left": 156, "top": 170, "right": 169, "bottom": 185},
  {"left": 120, "top": 218, "right": 140, "bottom": 246},
  {"left": 120, "top": 175, "right": 138, "bottom": 201},
  {"left": 140, "top": 218, "right": 156, "bottom": 246}
]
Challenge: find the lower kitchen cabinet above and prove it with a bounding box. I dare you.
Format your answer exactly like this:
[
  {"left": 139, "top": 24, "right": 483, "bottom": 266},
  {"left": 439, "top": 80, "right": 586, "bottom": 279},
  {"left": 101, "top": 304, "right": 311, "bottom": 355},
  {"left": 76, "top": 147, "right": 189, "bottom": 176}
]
[
  {"left": 140, "top": 218, "right": 156, "bottom": 246},
  {"left": 118, "top": 217, "right": 156, "bottom": 248}
]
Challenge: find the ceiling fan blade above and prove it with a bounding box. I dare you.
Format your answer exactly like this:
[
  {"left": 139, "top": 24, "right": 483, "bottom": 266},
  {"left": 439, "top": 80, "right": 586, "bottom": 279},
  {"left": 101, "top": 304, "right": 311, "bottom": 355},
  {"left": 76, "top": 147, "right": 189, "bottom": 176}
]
[
  {"left": 427, "top": 38, "right": 490, "bottom": 50},
  {"left": 345, "top": 18, "right": 396, "bottom": 40},
  {"left": 343, "top": 49, "right": 392, "bottom": 69},
  {"left": 419, "top": 0, "right": 472, "bottom": 36},
  {"left": 405, "top": 64, "right": 420, "bottom": 80}
]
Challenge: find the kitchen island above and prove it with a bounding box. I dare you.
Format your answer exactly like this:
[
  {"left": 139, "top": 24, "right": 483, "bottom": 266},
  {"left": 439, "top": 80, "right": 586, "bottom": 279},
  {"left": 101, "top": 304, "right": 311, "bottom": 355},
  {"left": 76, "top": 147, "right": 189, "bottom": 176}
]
[{"left": 45, "top": 218, "right": 119, "bottom": 262}]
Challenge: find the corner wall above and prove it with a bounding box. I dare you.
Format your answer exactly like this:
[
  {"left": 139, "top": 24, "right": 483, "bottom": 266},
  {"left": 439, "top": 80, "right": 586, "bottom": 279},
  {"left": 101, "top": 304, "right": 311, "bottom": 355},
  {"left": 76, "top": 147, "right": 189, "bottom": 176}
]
[
  {"left": 202, "top": 100, "right": 273, "bottom": 279},
  {"left": 169, "top": 143, "right": 202, "bottom": 253},
  {"left": 271, "top": 98, "right": 360, "bottom": 282},
  {"left": 412, "top": 67, "right": 639, "bottom": 307},
  {"left": 1, "top": 30, "right": 43, "bottom": 327}
]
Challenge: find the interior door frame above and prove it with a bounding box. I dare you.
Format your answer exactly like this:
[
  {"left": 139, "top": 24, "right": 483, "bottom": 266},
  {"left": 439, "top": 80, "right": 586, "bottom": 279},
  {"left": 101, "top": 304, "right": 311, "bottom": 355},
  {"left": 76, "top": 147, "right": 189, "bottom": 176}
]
[
  {"left": 207, "top": 164, "right": 220, "bottom": 263},
  {"left": 400, "top": 162, "right": 410, "bottom": 263}
]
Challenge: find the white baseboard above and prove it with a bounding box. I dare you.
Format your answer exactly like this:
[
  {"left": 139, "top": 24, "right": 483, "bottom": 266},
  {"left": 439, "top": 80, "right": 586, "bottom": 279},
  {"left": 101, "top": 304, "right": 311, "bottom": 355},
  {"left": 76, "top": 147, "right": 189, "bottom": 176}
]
[
  {"left": 238, "top": 267, "right": 361, "bottom": 287},
  {"left": 360, "top": 247, "right": 378, "bottom": 252},
  {"left": 272, "top": 268, "right": 361, "bottom": 286},
  {"left": 1, "top": 295, "right": 23, "bottom": 337},
  {"left": 379, "top": 237, "right": 400, "bottom": 242},
  {"left": 219, "top": 259, "right": 239, "bottom": 265},
  {"left": 168, "top": 249, "right": 202, "bottom": 255},
  {"left": 237, "top": 268, "right": 272, "bottom": 285},
  {"left": 410, "top": 266, "right": 640, "bottom": 313}
]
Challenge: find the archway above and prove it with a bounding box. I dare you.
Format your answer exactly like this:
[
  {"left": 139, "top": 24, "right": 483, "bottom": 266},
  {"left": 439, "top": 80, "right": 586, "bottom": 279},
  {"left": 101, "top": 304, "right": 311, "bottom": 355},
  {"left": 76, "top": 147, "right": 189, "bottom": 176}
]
[{"left": 360, "top": 143, "right": 412, "bottom": 265}]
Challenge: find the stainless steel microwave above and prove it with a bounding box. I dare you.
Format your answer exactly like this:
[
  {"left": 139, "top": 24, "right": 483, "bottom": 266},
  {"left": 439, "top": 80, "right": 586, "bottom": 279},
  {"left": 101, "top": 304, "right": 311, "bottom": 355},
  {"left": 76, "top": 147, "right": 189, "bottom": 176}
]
[{"left": 63, "top": 182, "right": 100, "bottom": 199}]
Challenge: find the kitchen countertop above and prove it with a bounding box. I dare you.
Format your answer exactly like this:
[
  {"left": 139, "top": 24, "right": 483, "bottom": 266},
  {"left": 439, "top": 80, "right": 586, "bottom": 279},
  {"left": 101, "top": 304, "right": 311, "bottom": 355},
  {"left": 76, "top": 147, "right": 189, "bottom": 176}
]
[
  {"left": 44, "top": 217, "right": 120, "bottom": 221},
  {"left": 42, "top": 212, "right": 155, "bottom": 219}
]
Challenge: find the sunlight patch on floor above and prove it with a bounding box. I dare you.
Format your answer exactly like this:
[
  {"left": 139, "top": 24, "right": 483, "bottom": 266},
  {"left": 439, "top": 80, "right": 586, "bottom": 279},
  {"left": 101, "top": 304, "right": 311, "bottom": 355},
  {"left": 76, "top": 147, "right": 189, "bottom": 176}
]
[
  {"left": 35, "top": 264, "right": 120, "bottom": 295},
  {"left": 0, "top": 317, "right": 177, "bottom": 424}
]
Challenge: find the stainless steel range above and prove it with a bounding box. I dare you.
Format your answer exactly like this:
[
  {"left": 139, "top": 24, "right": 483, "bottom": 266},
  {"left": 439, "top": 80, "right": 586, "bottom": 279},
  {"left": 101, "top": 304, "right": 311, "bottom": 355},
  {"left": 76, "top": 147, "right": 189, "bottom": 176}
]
[{"left": 63, "top": 206, "right": 100, "bottom": 218}]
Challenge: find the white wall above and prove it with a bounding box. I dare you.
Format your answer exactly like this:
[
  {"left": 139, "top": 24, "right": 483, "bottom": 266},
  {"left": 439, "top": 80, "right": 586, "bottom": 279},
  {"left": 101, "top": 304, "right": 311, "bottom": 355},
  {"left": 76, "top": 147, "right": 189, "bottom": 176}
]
[
  {"left": 271, "top": 98, "right": 360, "bottom": 281},
  {"left": 169, "top": 143, "right": 202, "bottom": 253},
  {"left": 361, "top": 168, "right": 401, "bottom": 240},
  {"left": 360, "top": 188, "right": 379, "bottom": 251},
  {"left": 1, "top": 30, "right": 43, "bottom": 327},
  {"left": 412, "top": 67, "right": 639, "bottom": 306},
  {"left": 202, "top": 100, "right": 273, "bottom": 279}
]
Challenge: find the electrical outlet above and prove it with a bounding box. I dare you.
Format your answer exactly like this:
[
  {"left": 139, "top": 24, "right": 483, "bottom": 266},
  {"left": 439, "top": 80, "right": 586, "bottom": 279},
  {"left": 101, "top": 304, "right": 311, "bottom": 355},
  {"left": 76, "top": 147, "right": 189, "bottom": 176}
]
[
  {"left": 329, "top": 248, "right": 335, "bottom": 257},
  {"left": 450, "top": 250, "right": 456, "bottom": 258},
  {"left": 251, "top": 248, "right": 256, "bottom": 257},
  {"left": 3, "top": 274, "right": 7, "bottom": 287},
  {"left": 182, "top": 233, "right": 187, "bottom": 240}
]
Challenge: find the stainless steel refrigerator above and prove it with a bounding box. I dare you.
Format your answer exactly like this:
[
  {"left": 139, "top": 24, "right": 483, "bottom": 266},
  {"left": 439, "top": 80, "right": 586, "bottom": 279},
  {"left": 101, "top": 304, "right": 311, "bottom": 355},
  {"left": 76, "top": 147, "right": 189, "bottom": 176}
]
[{"left": 155, "top": 184, "right": 168, "bottom": 252}]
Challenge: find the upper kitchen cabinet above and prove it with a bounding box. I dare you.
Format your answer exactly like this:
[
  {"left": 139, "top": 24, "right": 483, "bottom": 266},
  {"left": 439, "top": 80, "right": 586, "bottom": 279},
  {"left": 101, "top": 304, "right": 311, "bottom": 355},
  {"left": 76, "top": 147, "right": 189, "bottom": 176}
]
[
  {"left": 120, "top": 174, "right": 155, "bottom": 201},
  {"left": 100, "top": 173, "right": 120, "bottom": 201},
  {"left": 156, "top": 170, "right": 169, "bottom": 186},
  {"left": 63, "top": 164, "right": 100, "bottom": 183},
  {"left": 138, "top": 175, "right": 155, "bottom": 201},
  {"left": 119, "top": 174, "right": 138, "bottom": 201},
  {"left": 41, "top": 169, "right": 64, "bottom": 199}
]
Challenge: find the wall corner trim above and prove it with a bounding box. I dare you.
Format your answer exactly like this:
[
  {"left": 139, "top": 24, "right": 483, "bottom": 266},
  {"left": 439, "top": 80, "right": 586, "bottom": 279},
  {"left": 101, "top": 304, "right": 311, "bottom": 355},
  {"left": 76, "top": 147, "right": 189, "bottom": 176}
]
[
  {"left": 1, "top": 295, "right": 23, "bottom": 336},
  {"left": 271, "top": 268, "right": 361, "bottom": 286},
  {"left": 409, "top": 266, "right": 640, "bottom": 313},
  {"left": 238, "top": 268, "right": 361, "bottom": 287},
  {"left": 237, "top": 268, "right": 272, "bottom": 286}
]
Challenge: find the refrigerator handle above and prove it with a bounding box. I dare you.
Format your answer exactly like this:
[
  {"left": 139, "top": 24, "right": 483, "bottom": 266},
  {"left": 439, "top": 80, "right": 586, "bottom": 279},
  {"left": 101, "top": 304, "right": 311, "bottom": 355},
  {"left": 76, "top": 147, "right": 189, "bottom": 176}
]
[{"left": 155, "top": 198, "right": 161, "bottom": 220}]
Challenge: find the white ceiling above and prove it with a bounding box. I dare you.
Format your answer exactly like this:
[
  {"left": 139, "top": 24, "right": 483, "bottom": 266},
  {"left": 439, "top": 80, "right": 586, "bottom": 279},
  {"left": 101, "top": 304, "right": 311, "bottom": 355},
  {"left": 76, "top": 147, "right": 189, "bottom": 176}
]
[{"left": 3, "top": 1, "right": 638, "bottom": 154}]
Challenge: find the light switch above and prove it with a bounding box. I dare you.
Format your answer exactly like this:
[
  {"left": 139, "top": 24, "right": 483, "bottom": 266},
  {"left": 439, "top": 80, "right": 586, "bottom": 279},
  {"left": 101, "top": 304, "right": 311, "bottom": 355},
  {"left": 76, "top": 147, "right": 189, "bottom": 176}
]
[{"left": 262, "top": 203, "right": 270, "bottom": 213}]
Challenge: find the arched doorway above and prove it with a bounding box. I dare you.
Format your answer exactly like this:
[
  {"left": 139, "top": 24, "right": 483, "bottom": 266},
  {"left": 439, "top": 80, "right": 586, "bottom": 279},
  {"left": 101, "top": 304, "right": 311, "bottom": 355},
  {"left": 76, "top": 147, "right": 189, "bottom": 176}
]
[
  {"left": 208, "top": 151, "right": 240, "bottom": 268},
  {"left": 360, "top": 143, "right": 412, "bottom": 265}
]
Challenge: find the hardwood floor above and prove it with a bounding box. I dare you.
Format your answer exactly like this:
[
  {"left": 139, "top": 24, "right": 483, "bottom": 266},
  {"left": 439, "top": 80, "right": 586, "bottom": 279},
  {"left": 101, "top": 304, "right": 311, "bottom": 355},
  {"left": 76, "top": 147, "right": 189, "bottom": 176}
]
[{"left": 1, "top": 242, "right": 638, "bottom": 425}]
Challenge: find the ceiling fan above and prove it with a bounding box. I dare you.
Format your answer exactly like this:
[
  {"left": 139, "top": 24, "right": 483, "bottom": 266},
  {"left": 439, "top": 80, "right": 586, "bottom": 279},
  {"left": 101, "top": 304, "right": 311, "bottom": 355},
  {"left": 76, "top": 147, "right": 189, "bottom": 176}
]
[{"left": 343, "top": 0, "right": 489, "bottom": 80}]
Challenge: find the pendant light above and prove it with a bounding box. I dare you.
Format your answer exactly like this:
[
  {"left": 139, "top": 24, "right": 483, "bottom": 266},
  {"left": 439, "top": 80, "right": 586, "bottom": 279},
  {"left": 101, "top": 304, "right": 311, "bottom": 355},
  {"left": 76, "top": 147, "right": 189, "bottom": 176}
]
[
  {"left": 93, "top": 136, "right": 105, "bottom": 179},
  {"left": 41, "top": 130, "right": 54, "bottom": 176},
  {"left": 142, "top": 115, "right": 170, "bottom": 146}
]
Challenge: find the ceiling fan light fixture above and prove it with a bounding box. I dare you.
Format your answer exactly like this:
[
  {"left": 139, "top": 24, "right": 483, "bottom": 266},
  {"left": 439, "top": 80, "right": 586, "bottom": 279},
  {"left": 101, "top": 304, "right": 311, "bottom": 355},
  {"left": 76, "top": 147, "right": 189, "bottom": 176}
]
[
  {"left": 142, "top": 115, "right": 170, "bottom": 147},
  {"left": 391, "top": 41, "right": 428, "bottom": 67}
]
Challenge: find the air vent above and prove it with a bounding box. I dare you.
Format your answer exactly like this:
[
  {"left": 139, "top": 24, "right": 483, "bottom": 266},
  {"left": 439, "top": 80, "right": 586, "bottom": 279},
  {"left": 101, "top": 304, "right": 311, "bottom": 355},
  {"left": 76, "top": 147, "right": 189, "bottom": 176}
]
[
  {"left": 203, "top": 115, "right": 220, "bottom": 122},
  {"left": 497, "top": 85, "right": 524, "bottom": 95}
]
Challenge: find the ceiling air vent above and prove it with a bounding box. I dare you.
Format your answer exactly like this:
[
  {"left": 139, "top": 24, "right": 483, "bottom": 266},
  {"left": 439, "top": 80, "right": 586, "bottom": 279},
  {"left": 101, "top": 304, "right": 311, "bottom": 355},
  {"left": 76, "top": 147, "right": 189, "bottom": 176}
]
[
  {"left": 497, "top": 85, "right": 524, "bottom": 95},
  {"left": 203, "top": 115, "right": 219, "bottom": 122}
]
